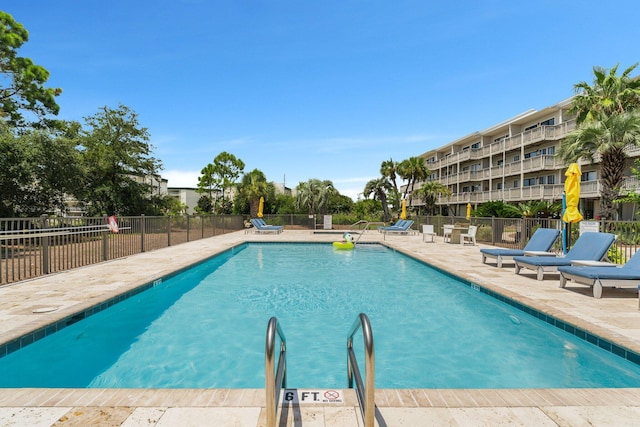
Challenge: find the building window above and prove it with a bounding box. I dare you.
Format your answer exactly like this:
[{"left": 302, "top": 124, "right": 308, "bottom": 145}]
[
  {"left": 547, "top": 146, "right": 555, "bottom": 155},
  {"left": 581, "top": 171, "right": 597, "bottom": 182},
  {"left": 513, "top": 180, "right": 520, "bottom": 188},
  {"left": 523, "top": 178, "right": 536, "bottom": 187},
  {"left": 497, "top": 182, "right": 503, "bottom": 190},
  {"left": 541, "top": 118, "right": 555, "bottom": 126},
  {"left": 547, "top": 175, "right": 555, "bottom": 184},
  {"left": 471, "top": 142, "right": 481, "bottom": 149},
  {"left": 514, "top": 155, "right": 520, "bottom": 161},
  {"left": 497, "top": 159, "right": 504, "bottom": 166},
  {"left": 525, "top": 124, "right": 538, "bottom": 131}
]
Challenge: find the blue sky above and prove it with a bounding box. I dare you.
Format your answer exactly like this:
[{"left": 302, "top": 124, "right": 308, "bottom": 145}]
[{"left": 4, "top": 1, "right": 639, "bottom": 200}]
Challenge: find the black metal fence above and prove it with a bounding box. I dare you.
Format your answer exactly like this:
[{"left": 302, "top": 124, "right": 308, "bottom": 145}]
[
  {"left": 0, "top": 215, "right": 243, "bottom": 286},
  {"left": 2, "top": 213, "right": 639, "bottom": 286}
]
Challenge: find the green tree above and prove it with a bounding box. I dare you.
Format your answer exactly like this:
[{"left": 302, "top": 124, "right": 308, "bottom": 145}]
[
  {"left": 560, "top": 64, "right": 640, "bottom": 219},
  {"left": 380, "top": 158, "right": 401, "bottom": 210},
  {"left": 398, "top": 156, "right": 430, "bottom": 204},
  {"left": 363, "top": 177, "right": 393, "bottom": 221},
  {"left": 0, "top": 11, "right": 62, "bottom": 127},
  {"left": 570, "top": 63, "right": 640, "bottom": 123},
  {"left": 0, "top": 122, "right": 82, "bottom": 216},
  {"left": 413, "top": 181, "right": 451, "bottom": 216},
  {"left": 295, "top": 179, "right": 337, "bottom": 214},
  {"left": 212, "top": 151, "right": 245, "bottom": 209},
  {"left": 560, "top": 112, "right": 640, "bottom": 219},
  {"left": 327, "top": 193, "right": 354, "bottom": 214},
  {"left": 79, "top": 105, "right": 163, "bottom": 216},
  {"left": 473, "top": 201, "right": 521, "bottom": 218},
  {"left": 196, "top": 194, "right": 213, "bottom": 214},
  {"left": 235, "top": 168, "right": 269, "bottom": 217},
  {"left": 197, "top": 163, "right": 219, "bottom": 208}
]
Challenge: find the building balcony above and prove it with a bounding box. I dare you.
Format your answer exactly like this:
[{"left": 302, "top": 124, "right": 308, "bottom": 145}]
[
  {"left": 428, "top": 176, "right": 640, "bottom": 206},
  {"left": 430, "top": 120, "right": 576, "bottom": 169}
]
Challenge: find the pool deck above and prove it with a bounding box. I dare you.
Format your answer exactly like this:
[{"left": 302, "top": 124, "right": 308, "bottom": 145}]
[{"left": 1, "top": 229, "right": 640, "bottom": 426}]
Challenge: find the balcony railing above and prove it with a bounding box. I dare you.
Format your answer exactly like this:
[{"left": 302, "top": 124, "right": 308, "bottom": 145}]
[
  {"left": 433, "top": 176, "right": 639, "bottom": 205},
  {"left": 431, "top": 120, "right": 576, "bottom": 169}
]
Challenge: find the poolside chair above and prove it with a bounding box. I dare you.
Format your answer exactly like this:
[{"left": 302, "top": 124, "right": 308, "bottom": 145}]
[
  {"left": 379, "top": 219, "right": 408, "bottom": 233},
  {"left": 480, "top": 228, "right": 560, "bottom": 268},
  {"left": 460, "top": 225, "right": 477, "bottom": 246},
  {"left": 558, "top": 250, "right": 640, "bottom": 298},
  {"left": 513, "top": 232, "right": 616, "bottom": 281},
  {"left": 422, "top": 224, "right": 436, "bottom": 243},
  {"left": 250, "top": 218, "right": 283, "bottom": 234},
  {"left": 443, "top": 224, "right": 453, "bottom": 243},
  {"left": 381, "top": 220, "right": 415, "bottom": 235}
]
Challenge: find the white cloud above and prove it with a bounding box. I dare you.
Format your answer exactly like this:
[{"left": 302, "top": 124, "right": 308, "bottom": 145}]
[{"left": 163, "top": 170, "right": 200, "bottom": 188}]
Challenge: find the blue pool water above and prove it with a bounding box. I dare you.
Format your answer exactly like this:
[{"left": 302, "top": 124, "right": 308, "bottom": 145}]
[{"left": 1, "top": 242, "right": 640, "bottom": 389}]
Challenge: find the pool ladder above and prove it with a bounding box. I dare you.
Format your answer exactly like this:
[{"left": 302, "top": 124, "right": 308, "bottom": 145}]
[
  {"left": 349, "top": 220, "right": 386, "bottom": 245},
  {"left": 265, "top": 313, "right": 375, "bottom": 427}
]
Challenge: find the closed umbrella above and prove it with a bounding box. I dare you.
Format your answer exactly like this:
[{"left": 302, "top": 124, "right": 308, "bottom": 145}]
[
  {"left": 466, "top": 202, "right": 472, "bottom": 220},
  {"left": 400, "top": 199, "right": 407, "bottom": 220},
  {"left": 562, "top": 163, "right": 583, "bottom": 251},
  {"left": 257, "top": 196, "right": 264, "bottom": 218}
]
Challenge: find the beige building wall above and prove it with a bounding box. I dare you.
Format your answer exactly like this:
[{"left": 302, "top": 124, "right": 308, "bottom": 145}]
[{"left": 411, "top": 97, "right": 640, "bottom": 220}]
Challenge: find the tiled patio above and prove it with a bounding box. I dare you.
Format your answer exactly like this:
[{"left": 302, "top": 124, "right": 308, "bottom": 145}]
[{"left": 1, "top": 229, "right": 639, "bottom": 426}]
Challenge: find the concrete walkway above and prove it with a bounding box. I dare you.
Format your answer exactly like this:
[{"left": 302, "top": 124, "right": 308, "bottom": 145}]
[{"left": 1, "top": 229, "right": 639, "bottom": 426}]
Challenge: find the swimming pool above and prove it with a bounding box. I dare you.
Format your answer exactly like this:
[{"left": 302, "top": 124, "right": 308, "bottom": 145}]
[{"left": 1, "top": 242, "right": 640, "bottom": 389}]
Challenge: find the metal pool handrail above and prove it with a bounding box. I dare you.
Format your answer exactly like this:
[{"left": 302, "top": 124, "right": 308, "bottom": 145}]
[
  {"left": 347, "top": 312, "right": 375, "bottom": 427},
  {"left": 265, "top": 317, "right": 287, "bottom": 427}
]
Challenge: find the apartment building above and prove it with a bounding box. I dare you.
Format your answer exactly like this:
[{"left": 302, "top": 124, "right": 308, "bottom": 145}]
[{"left": 412, "top": 97, "right": 640, "bottom": 220}]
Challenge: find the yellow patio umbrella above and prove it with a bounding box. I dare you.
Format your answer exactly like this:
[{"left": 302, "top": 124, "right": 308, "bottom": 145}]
[
  {"left": 466, "top": 202, "right": 472, "bottom": 220},
  {"left": 562, "top": 163, "right": 583, "bottom": 223},
  {"left": 400, "top": 199, "right": 407, "bottom": 220},
  {"left": 257, "top": 196, "right": 264, "bottom": 218}
]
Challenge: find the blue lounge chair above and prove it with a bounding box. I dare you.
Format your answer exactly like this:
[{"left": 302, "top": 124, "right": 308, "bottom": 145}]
[
  {"left": 379, "top": 219, "right": 408, "bottom": 232},
  {"left": 250, "top": 218, "right": 283, "bottom": 234},
  {"left": 513, "top": 232, "right": 616, "bottom": 281},
  {"left": 380, "top": 220, "right": 415, "bottom": 235},
  {"left": 558, "top": 250, "right": 640, "bottom": 298},
  {"left": 480, "top": 228, "right": 560, "bottom": 268}
]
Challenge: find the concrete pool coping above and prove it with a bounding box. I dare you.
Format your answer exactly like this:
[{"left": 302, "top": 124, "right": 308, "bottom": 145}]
[{"left": 1, "top": 230, "right": 640, "bottom": 426}]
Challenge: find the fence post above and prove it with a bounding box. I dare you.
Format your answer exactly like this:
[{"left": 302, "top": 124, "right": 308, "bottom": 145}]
[
  {"left": 141, "top": 215, "right": 146, "bottom": 253},
  {"left": 187, "top": 215, "right": 190, "bottom": 242},
  {"left": 102, "top": 230, "right": 109, "bottom": 261},
  {"left": 167, "top": 216, "right": 172, "bottom": 246},
  {"left": 102, "top": 215, "right": 109, "bottom": 261},
  {"left": 40, "top": 215, "right": 50, "bottom": 275},
  {"left": 491, "top": 217, "right": 495, "bottom": 245},
  {"left": 201, "top": 215, "right": 205, "bottom": 239}
]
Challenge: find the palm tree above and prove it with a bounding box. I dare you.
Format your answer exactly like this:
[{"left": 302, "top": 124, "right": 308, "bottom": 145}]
[
  {"left": 363, "top": 177, "right": 393, "bottom": 221},
  {"left": 559, "top": 64, "right": 640, "bottom": 220},
  {"left": 413, "top": 181, "right": 451, "bottom": 215},
  {"left": 570, "top": 63, "right": 640, "bottom": 123},
  {"left": 295, "top": 179, "right": 337, "bottom": 214},
  {"left": 560, "top": 112, "right": 640, "bottom": 219},
  {"left": 398, "top": 156, "right": 430, "bottom": 204},
  {"left": 237, "top": 168, "right": 269, "bottom": 217},
  {"left": 380, "top": 158, "right": 400, "bottom": 210}
]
